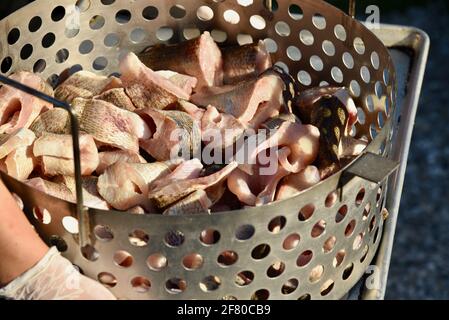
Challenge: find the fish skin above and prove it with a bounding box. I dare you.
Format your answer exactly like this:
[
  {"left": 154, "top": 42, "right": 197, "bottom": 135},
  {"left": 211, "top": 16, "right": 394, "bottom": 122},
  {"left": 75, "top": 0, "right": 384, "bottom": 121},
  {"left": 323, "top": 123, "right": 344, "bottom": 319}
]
[
  {"left": 222, "top": 40, "right": 272, "bottom": 85},
  {"left": 139, "top": 32, "right": 223, "bottom": 88},
  {"left": 96, "top": 150, "right": 146, "bottom": 175},
  {"left": 94, "top": 88, "right": 136, "bottom": 112},
  {"left": 30, "top": 109, "right": 71, "bottom": 137},
  {"left": 138, "top": 107, "right": 201, "bottom": 161},
  {"left": 120, "top": 52, "right": 190, "bottom": 110},
  {"left": 55, "top": 71, "right": 121, "bottom": 103},
  {"left": 162, "top": 190, "right": 212, "bottom": 216},
  {"left": 0, "top": 128, "right": 36, "bottom": 159},
  {"left": 293, "top": 87, "right": 357, "bottom": 127},
  {"left": 4, "top": 145, "right": 36, "bottom": 181},
  {"left": 191, "top": 74, "right": 283, "bottom": 123},
  {"left": 0, "top": 72, "right": 53, "bottom": 134},
  {"left": 72, "top": 98, "right": 149, "bottom": 153},
  {"left": 310, "top": 95, "right": 352, "bottom": 179},
  {"left": 97, "top": 161, "right": 175, "bottom": 211},
  {"left": 148, "top": 161, "right": 238, "bottom": 209}
]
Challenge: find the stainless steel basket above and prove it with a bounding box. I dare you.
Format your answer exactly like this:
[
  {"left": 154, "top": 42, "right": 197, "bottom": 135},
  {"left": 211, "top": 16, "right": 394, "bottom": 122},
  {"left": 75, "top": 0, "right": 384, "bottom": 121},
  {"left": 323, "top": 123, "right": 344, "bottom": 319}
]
[{"left": 0, "top": 0, "right": 398, "bottom": 300}]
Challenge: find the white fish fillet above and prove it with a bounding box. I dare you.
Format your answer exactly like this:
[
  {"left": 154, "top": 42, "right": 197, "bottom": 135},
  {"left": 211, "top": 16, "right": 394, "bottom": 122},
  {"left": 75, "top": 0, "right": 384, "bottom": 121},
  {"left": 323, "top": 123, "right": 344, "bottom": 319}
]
[
  {"left": 96, "top": 150, "right": 147, "bottom": 175},
  {"left": 0, "top": 72, "right": 53, "bottom": 134},
  {"left": 4, "top": 145, "right": 35, "bottom": 181},
  {"left": 34, "top": 133, "right": 99, "bottom": 176},
  {"left": 97, "top": 161, "right": 177, "bottom": 210},
  {"left": 0, "top": 128, "right": 36, "bottom": 159}
]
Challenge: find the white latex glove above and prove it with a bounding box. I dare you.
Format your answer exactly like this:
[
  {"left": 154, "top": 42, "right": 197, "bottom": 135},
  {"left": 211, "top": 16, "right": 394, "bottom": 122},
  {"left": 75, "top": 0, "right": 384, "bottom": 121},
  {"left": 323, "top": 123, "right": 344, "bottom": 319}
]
[{"left": 0, "top": 247, "right": 116, "bottom": 300}]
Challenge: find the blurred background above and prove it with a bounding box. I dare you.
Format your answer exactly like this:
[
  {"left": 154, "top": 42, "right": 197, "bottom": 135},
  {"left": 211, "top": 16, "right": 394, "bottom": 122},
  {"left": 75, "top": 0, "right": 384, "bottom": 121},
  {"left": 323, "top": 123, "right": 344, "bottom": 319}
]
[{"left": 1, "top": 0, "right": 448, "bottom": 299}]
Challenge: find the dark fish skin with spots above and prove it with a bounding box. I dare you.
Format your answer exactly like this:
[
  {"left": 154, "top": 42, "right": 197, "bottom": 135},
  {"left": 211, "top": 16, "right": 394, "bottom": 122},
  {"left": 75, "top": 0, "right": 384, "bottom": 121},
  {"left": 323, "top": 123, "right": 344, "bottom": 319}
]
[{"left": 310, "top": 95, "right": 350, "bottom": 179}]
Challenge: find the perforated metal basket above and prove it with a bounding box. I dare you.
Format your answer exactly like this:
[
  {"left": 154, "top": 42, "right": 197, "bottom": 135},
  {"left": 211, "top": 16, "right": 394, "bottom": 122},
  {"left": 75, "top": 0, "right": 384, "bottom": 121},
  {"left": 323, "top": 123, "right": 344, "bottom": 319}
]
[{"left": 0, "top": 0, "right": 398, "bottom": 300}]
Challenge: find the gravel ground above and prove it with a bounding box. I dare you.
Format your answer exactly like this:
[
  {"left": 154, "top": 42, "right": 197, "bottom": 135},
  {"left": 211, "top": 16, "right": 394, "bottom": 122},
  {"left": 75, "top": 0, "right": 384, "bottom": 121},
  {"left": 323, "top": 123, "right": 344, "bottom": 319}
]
[{"left": 380, "top": 1, "right": 449, "bottom": 300}]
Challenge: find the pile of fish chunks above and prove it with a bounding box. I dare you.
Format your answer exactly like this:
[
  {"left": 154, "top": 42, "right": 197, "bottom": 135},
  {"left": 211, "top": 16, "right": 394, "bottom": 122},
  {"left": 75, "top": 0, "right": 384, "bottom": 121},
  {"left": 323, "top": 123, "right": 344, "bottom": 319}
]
[{"left": 0, "top": 32, "right": 368, "bottom": 215}]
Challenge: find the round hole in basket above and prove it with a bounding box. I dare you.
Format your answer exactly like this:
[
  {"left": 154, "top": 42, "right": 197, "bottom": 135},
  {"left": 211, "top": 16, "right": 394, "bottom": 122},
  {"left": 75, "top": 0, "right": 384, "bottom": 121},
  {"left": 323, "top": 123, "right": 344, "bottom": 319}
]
[
  {"left": 113, "top": 250, "right": 134, "bottom": 268},
  {"left": 200, "top": 275, "right": 221, "bottom": 292},
  {"left": 320, "top": 280, "right": 335, "bottom": 296},
  {"left": 33, "top": 207, "right": 51, "bottom": 225},
  {"left": 360, "top": 245, "right": 369, "bottom": 263},
  {"left": 345, "top": 219, "right": 356, "bottom": 237},
  {"left": 235, "top": 224, "right": 255, "bottom": 240},
  {"left": 165, "top": 230, "right": 185, "bottom": 247},
  {"left": 283, "top": 233, "right": 301, "bottom": 250},
  {"left": 298, "top": 293, "right": 311, "bottom": 300},
  {"left": 323, "top": 236, "right": 336, "bottom": 253},
  {"left": 288, "top": 4, "right": 303, "bottom": 20},
  {"left": 131, "top": 276, "right": 151, "bottom": 293},
  {"left": 75, "top": 0, "right": 91, "bottom": 12},
  {"left": 7, "top": 28, "right": 20, "bottom": 45},
  {"left": 325, "top": 191, "right": 338, "bottom": 208},
  {"left": 333, "top": 250, "right": 346, "bottom": 268},
  {"left": 98, "top": 272, "right": 117, "bottom": 288},
  {"left": 335, "top": 205, "right": 348, "bottom": 223},
  {"left": 183, "top": 253, "right": 203, "bottom": 270},
  {"left": 94, "top": 225, "right": 114, "bottom": 241},
  {"left": 51, "top": 6, "right": 65, "bottom": 22},
  {"left": 147, "top": 253, "right": 168, "bottom": 271},
  {"left": 20, "top": 44, "right": 33, "bottom": 60},
  {"left": 1, "top": 56, "right": 13, "bottom": 73},
  {"left": 235, "top": 270, "right": 254, "bottom": 286},
  {"left": 266, "top": 261, "right": 285, "bottom": 278},
  {"left": 268, "top": 215, "right": 286, "bottom": 233},
  {"left": 142, "top": 6, "right": 158, "bottom": 20},
  {"left": 217, "top": 250, "right": 238, "bottom": 266},
  {"left": 311, "top": 219, "right": 326, "bottom": 238},
  {"left": 200, "top": 229, "right": 220, "bottom": 245},
  {"left": 342, "top": 263, "right": 354, "bottom": 280},
  {"left": 251, "top": 244, "right": 270, "bottom": 260},
  {"left": 166, "top": 278, "right": 187, "bottom": 294},
  {"left": 81, "top": 244, "right": 99, "bottom": 262},
  {"left": 251, "top": 289, "right": 270, "bottom": 300},
  {"left": 129, "top": 229, "right": 149, "bottom": 247},
  {"left": 363, "top": 203, "right": 371, "bottom": 220},
  {"left": 62, "top": 216, "right": 79, "bottom": 234},
  {"left": 282, "top": 278, "right": 299, "bottom": 295},
  {"left": 115, "top": 10, "right": 131, "bottom": 24},
  {"left": 355, "top": 188, "right": 365, "bottom": 206},
  {"left": 170, "top": 5, "right": 187, "bottom": 19},
  {"left": 298, "top": 204, "right": 315, "bottom": 221},
  {"left": 297, "top": 250, "right": 313, "bottom": 267},
  {"left": 33, "top": 59, "right": 47, "bottom": 73},
  {"left": 352, "top": 233, "right": 364, "bottom": 251},
  {"left": 309, "top": 265, "right": 324, "bottom": 283}
]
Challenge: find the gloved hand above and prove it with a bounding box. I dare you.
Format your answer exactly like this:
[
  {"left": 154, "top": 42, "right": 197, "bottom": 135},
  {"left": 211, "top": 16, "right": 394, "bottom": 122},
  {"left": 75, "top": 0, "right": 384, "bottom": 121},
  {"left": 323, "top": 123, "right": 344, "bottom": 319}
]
[{"left": 0, "top": 247, "right": 116, "bottom": 300}]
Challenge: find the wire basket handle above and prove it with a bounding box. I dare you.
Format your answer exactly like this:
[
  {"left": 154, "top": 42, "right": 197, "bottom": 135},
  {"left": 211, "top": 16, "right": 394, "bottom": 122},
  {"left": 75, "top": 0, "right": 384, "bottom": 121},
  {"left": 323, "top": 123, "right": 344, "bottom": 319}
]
[{"left": 0, "top": 74, "right": 91, "bottom": 250}]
